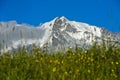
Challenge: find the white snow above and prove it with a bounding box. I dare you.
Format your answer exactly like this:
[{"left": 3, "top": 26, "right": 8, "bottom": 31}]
[{"left": 0, "top": 16, "right": 103, "bottom": 53}]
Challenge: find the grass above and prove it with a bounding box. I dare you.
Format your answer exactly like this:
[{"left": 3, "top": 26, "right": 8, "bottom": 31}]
[{"left": 0, "top": 43, "right": 120, "bottom": 80}]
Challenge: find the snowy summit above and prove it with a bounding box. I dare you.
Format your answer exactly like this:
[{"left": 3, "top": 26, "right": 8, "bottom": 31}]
[{"left": 0, "top": 17, "right": 120, "bottom": 53}]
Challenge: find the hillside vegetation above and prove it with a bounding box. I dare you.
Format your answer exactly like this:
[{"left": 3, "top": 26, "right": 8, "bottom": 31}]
[{"left": 0, "top": 42, "right": 120, "bottom": 80}]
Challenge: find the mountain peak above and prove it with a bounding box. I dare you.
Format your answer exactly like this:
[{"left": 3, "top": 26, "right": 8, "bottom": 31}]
[
  {"left": 60, "top": 16, "right": 66, "bottom": 19},
  {"left": 53, "top": 16, "right": 68, "bottom": 24},
  {"left": 51, "top": 16, "right": 68, "bottom": 23},
  {"left": 60, "top": 16, "right": 67, "bottom": 20}
]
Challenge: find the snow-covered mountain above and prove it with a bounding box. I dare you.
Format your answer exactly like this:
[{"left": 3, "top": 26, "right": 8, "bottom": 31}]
[{"left": 0, "top": 16, "right": 120, "bottom": 53}]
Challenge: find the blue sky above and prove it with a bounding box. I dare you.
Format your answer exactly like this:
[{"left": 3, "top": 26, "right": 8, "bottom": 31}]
[{"left": 0, "top": 0, "right": 120, "bottom": 32}]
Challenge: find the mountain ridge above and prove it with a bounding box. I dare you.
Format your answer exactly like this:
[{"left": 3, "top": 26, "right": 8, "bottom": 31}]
[{"left": 0, "top": 17, "right": 120, "bottom": 53}]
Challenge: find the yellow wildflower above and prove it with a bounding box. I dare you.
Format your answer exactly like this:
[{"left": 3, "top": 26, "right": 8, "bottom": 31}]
[
  {"left": 64, "top": 71, "right": 68, "bottom": 75},
  {"left": 111, "top": 61, "right": 114, "bottom": 65},
  {"left": 116, "top": 62, "right": 119, "bottom": 65},
  {"left": 111, "top": 69, "right": 114, "bottom": 72},
  {"left": 76, "top": 69, "right": 79, "bottom": 72},
  {"left": 61, "top": 60, "right": 64, "bottom": 64},
  {"left": 50, "top": 60, "right": 52, "bottom": 63},
  {"left": 88, "top": 69, "right": 91, "bottom": 73},
  {"left": 91, "top": 58, "right": 94, "bottom": 62},
  {"left": 88, "top": 57, "right": 90, "bottom": 60},
  {"left": 40, "top": 58, "right": 43, "bottom": 61},
  {"left": 84, "top": 51, "right": 87, "bottom": 53},
  {"left": 52, "top": 67, "right": 56, "bottom": 72},
  {"left": 35, "top": 60, "right": 39, "bottom": 63},
  {"left": 101, "top": 55, "right": 104, "bottom": 58},
  {"left": 55, "top": 60, "right": 59, "bottom": 64}
]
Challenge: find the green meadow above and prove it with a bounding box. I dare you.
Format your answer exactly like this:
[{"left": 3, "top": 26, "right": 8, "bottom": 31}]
[{"left": 0, "top": 42, "right": 120, "bottom": 80}]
